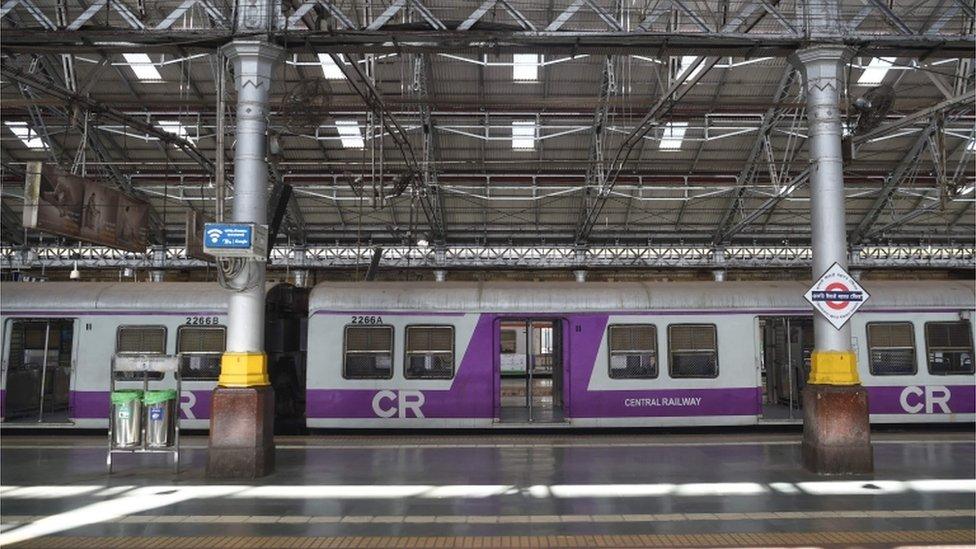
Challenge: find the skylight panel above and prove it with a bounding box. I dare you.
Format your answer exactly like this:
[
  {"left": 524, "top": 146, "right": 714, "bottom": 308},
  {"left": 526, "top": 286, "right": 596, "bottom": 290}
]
[
  {"left": 967, "top": 138, "right": 975, "bottom": 152},
  {"left": 122, "top": 53, "right": 163, "bottom": 82},
  {"left": 513, "top": 54, "right": 540, "bottom": 82},
  {"left": 157, "top": 120, "right": 195, "bottom": 143},
  {"left": 857, "top": 57, "right": 896, "bottom": 86},
  {"left": 659, "top": 122, "right": 688, "bottom": 150},
  {"left": 5, "top": 121, "right": 46, "bottom": 150},
  {"left": 511, "top": 121, "right": 536, "bottom": 150},
  {"left": 318, "top": 53, "right": 345, "bottom": 80},
  {"left": 677, "top": 56, "right": 705, "bottom": 81},
  {"left": 335, "top": 120, "right": 364, "bottom": 148}
]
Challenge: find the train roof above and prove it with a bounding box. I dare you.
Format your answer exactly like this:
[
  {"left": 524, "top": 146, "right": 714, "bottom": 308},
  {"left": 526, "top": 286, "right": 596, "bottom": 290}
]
[
  {"left": 1, "top": 282, "right": 235, "bottom": 312},
  {"left": 309, "top": 280, "right": 975, "bottom": 313}
]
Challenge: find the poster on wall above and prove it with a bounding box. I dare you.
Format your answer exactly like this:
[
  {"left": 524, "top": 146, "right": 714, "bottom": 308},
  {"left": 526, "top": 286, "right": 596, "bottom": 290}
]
[{"left": 23, "top": 162, "right": 150, "bottom": 253}]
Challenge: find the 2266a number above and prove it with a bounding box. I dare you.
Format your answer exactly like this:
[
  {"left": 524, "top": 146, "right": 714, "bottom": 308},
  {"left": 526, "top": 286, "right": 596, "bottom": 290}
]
[{"left": 351, "top": 315, "right": 383, "bottom": 325}]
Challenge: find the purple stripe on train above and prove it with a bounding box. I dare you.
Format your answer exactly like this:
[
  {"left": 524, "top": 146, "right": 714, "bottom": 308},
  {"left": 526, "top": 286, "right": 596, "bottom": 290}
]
[
  {"left": 307, "top": 315, "right": 496, "bottom": 419},
  {"left": 306, "top": 313, "right": 764, "bottom": 420},
  {"left": 865, "top": 385, "right": 976, "bottom": 415},
  {"left": 69, "top": 390, "right": 213, "bottom": 420}
]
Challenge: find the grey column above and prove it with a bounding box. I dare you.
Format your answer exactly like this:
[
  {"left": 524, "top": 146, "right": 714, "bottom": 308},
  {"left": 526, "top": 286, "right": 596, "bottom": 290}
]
[
  {"left": 794, "top": 46, "right": 852, "bottom": 354},
  {"left": 221, "top": 41, "right": 283, "bottom": 355}
]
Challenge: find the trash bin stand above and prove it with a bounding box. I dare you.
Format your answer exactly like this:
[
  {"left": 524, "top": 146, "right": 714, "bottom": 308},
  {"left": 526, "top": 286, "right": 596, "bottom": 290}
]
[{"left": 108, "top": 354, "right": 181, "bottom": 474}]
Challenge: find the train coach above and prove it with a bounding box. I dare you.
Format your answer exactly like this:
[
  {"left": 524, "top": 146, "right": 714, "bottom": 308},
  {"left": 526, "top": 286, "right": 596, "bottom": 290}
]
[
  {"left": 306, "top": 280, "right": 975, "bottom": 428},
  {"left": 1, "top": 279, "right": 972, "bottom": 430},
  {"left": 0, "top": 282, "right": 307, "bottom": 430}
]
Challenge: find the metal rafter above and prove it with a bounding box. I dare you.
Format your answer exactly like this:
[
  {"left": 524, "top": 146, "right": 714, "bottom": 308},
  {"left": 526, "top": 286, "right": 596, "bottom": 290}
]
[
  {"left": 574, "top": 0, "right": 778, "bottom": 246},
  {"left": 3, "top": 244, "right": 973, "bottom": 270},
  {"left": 1, "top": 0, "right": 973, "bottom": 57},
  {"left": 324, "top": 50, "right": 446, "bottom": 244},
  {"left": 712, "top": 66, "right": 799, "bottom": 244}
]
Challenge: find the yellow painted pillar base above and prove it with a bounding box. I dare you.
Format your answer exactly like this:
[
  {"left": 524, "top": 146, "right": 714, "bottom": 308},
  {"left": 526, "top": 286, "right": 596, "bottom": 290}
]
[
  {"left": 218, "top": 352, "right": 270, "bottom": 387},
  {"left": 808, "top": 350, "right": 860, "bottom": 385}
]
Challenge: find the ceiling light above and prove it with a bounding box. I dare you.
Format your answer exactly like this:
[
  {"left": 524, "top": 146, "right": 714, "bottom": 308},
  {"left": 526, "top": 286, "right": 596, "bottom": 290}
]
[
  {"left": 335, "top": 120, "right": 364, "bottom": 149},
  {"left": 659, "top": 122, "right": 689, "bottom": 150},
  {"left": 122, "top": 53, "right": 163, "bottom": 82},
  {"left": 157, "top": 120, "right": 195, "bottom": 143},
  {"left": 4, "top": 121, "right": 46, "bottom": 150},
  {"left": 677, "top": 56, "right": 705, "bottom": 81},
  {"left": 317, "top": 54, "right": 345, "bottom": 80},
  {"left": 513, "top": 54, "right": 540, "bottom": 82},
  {"left": 857, "top": 57, "right": 896, "bottom": 86},
  {"left": 511, "top": 121, "right": 536, "bottom": 150}
]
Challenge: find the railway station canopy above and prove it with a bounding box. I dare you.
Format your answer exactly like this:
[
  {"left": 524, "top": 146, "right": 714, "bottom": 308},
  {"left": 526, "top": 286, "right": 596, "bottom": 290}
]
[{"left": 0, "top": 0, "right": 973, "bottom": 272}]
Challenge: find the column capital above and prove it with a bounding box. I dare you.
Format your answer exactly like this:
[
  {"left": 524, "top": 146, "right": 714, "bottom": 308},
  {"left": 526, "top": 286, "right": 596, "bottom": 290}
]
[
  {"left": 793, "top": 45, "right": 851, "bottom": 64},
  {"left": 220, "top": 41, "right": 284, "bottom": 89},
  {"left": 791, "top": 46, "right": 853, "bottom": 98},
  {"left": 220, "top": 40, "right": 285, "bottom": 64}
]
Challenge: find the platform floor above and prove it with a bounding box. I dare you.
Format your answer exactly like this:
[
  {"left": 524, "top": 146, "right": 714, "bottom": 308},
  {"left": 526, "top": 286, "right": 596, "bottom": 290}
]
[{"left": 1, "top": 429, "right": 974, "bottom": 547}]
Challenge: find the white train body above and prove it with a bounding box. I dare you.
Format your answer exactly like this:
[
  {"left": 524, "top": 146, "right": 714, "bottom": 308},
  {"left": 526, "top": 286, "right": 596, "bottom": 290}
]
[
  {"left": 1, "top": 280, "right": 973, "bottom": 429},
  {"left": 305, "top": 281, "right": 975, "bottom": 428},
  {"left": 1, "top": 283, "right": 229, "bottom": 428}
]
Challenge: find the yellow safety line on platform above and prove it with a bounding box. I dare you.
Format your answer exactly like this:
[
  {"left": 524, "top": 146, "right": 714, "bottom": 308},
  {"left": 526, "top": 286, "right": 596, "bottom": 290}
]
[{"left": 10, "top": 530, "right": 976, "bottom": 548}]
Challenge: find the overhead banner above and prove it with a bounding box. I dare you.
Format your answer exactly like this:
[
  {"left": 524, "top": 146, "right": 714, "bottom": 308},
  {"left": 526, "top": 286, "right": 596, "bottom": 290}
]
[{"left": 23, "top": 162, "right": 149, "bottom": 253}]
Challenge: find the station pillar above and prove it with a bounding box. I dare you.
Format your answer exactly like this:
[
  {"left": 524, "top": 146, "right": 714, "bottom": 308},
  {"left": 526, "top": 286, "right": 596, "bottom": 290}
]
[
  {"left": 207, "top": 40, "right": 283, "bottom": 479},
  {"left": 793, "top": 46, "right": 873, "bottom": 474}
]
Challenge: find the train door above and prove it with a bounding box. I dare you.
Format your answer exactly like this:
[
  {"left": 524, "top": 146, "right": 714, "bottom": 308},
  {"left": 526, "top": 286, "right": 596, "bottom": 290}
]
[
  {"left": 2, "top": 319, "right": 75, "bottom": 423},
  {"left": 759, "top": 316, "right": 813, "bottom": 421},
  {"left": 497, "top": 318, "right": 565, "bottom": 423}
]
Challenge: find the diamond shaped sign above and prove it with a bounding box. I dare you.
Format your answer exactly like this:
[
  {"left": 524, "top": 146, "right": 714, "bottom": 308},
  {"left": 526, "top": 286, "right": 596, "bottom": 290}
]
[{"left": 804, "top": 262, "right": 871, "bottom": 330}]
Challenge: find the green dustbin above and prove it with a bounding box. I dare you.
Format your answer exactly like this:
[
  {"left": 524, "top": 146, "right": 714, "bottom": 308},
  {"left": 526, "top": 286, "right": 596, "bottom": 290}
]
[
  {"left": 110, "top": 390, "right": 144, "bottom": 447},
  {"left": 143, "top": 390, "right": 178, "bottom": 448}
]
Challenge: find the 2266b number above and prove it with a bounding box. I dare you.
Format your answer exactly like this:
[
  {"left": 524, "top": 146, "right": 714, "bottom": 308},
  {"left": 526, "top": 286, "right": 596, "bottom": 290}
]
[
  {"left": 351, "top": 315, "right": 384, "bottom": 325},
  {"left": 185, "top": 316, "right": 220, "bottom": 325}
]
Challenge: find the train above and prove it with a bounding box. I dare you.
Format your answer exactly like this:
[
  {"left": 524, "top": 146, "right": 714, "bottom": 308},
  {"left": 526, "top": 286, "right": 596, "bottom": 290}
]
[{"left": 1, "top": 280, "right": 973, "bottom": 430}]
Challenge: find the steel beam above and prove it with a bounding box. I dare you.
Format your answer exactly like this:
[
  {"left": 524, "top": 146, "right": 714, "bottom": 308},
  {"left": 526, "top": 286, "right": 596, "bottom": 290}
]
[
  {"left": 3, "top": 244, "right": 973, "bottom": 270},
  {"left": 850, "top": 122, "right": 939, "bottom": 244}
]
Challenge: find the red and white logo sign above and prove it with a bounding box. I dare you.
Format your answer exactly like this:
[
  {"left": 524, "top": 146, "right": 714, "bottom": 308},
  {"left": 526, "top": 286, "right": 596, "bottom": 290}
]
[{"left": 804, "top": 263, "right": 870, "bottom": 330}]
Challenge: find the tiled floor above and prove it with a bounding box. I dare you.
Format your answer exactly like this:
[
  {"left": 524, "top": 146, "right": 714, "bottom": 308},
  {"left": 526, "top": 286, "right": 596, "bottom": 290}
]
[{"left": 1, "top": 429, "right": 974, "bottom": 547}]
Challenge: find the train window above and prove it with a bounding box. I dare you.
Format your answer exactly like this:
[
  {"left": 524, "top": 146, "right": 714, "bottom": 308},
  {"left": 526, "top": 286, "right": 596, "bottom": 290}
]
[
  {"left": 925, "top": 321, "right": 975, "bottom": 375},
  {"left": 608, "top": 325, "right": 657, "bottom": 379},
  {"left": 668, "top": 324, "right": 718, "bottom": 378},
  {"left": 115, "top": 326, "right": 166, "bottom": 381},
  {"left": 500, "top": 330, "right": 518, "bottom": 354},
  {"left": 177, "top": 326, "right": 226, "bottom": 380},
  {"left": 404, "top": 325, "right": 454, "bottom": 380},
  {"left": 344, "top": 325, "right": 394, "bottom": 379},
  {"left": 866, "top": 322, "right": 916, "bottom": 376}
]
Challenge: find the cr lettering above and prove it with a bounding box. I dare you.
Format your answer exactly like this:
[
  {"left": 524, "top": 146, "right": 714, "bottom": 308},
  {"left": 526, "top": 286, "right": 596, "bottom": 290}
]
[
  {"left": 372, "top": 390, "right": 426, "bottom": 418},
  {"left": 899, "top": 385, "right": 951, "bottom": 414}
]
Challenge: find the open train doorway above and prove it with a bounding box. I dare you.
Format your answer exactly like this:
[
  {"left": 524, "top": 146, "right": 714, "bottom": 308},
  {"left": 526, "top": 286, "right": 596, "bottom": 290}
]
[
  {"left": 3, "top": 318, "right": 75, "bottom": 424},
  {"left": 759, "top": 316, "right": 813, "bottom": 422},
  {"left": 497, "top": 319, "right": 564, "bottom": 423}
]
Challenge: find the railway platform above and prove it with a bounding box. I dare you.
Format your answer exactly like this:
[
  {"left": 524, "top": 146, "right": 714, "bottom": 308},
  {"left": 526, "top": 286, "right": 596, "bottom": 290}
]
[{"left": 1, "top": 429, "right": 974, "bottom": 548}]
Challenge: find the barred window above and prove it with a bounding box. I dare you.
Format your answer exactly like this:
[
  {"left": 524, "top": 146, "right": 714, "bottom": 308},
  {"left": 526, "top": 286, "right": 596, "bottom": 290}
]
[
  {"left": 867, "top": 322, "right": 916, "bottom": 376},
  {"left": 668, "top": 324, "right": 718, "bottom": 378},
  {"left": 115, "top": 326, "right": 166, "bottom": 380},
  {"left": 405, "top": 326, "right": 454, "bottom": 379},
  {"left": 925, "top": 321, "right": 974, "bottom": 375},
  {"left": 177, "top": 326, "right": 225, "bottom": 380},
  {"left": 608, "top": 325, "right": 657, "bottom": 379},
  {"left": 344, "top": 325, "right": 394, "bottom": 379}
]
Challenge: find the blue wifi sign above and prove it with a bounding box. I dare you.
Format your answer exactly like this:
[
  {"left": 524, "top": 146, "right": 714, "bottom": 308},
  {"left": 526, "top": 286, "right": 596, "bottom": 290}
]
[{"left": 203, "top": 223, "right": 253, "bottom": 249}]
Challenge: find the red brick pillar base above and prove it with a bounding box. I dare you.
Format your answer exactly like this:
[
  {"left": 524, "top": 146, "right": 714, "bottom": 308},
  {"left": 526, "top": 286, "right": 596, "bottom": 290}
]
[
  {"left": 801, "top": 384, "right": 873, "bottom": 475},
  {"left": 207, "top": 386, "right": 275, "bottom": 479}
]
